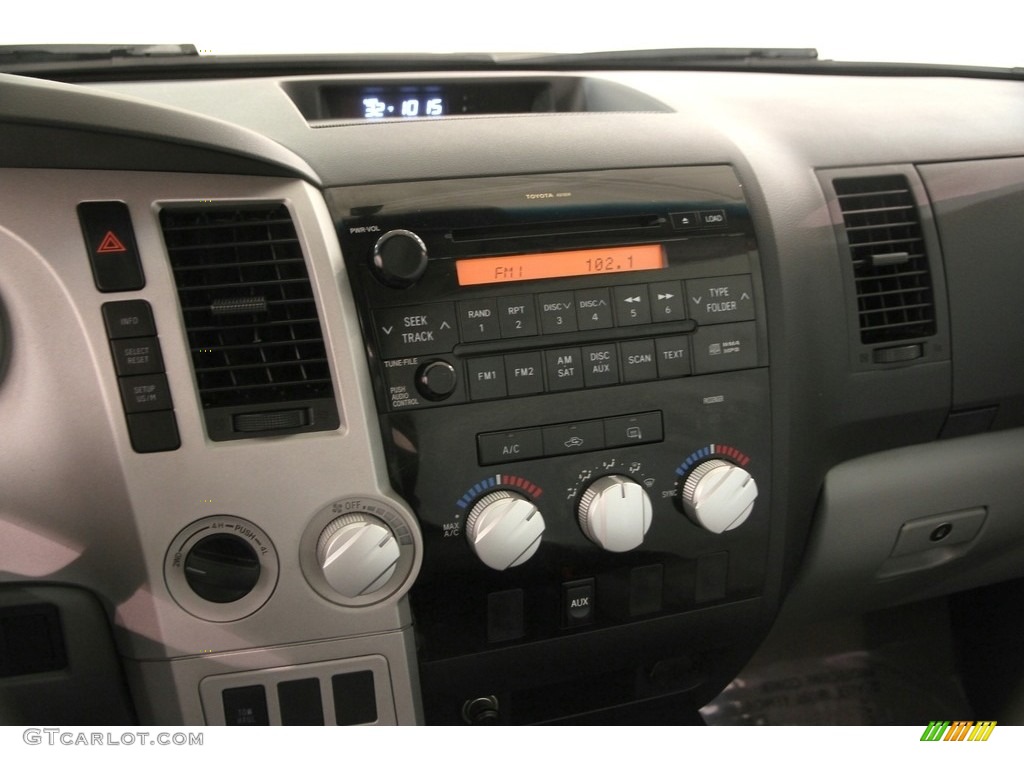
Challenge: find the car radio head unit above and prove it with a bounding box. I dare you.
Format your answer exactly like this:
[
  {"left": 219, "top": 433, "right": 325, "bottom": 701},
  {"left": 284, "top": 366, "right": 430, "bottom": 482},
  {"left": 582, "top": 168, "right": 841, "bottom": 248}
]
[{"left": 328, "top": 166, "right": 773, "bottom": 722}]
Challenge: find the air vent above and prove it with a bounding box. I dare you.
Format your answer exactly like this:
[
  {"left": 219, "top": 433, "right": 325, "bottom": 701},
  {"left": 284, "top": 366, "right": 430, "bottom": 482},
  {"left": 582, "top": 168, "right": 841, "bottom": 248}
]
[
  {"left": 833, "top": 175, "right": 936, "bottom": 345},
  {"left": 161, "top": 204, "right": 339, "bottom": 441}
]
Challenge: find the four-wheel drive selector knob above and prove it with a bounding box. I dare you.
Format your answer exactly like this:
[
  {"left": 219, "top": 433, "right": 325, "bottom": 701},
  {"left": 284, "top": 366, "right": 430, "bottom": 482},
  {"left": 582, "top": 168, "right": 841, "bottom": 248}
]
[
  {"left": 317, "top": 513, "right": 402, "bottom": 598},
  {"left": 466, "top": 491, "right": 546, "bottom": 570},
  {"left": 578, "top": 475, "right": 653, "bottom": 552},
  {"left": 680, "top": 459, "right": 758, "bottom": 533}
]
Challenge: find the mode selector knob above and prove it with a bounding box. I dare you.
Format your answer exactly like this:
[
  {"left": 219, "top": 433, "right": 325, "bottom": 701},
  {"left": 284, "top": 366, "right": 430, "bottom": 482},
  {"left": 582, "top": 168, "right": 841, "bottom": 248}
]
[
  {"left": 317, "top": 513, "right": 401, "bottom": 598},
  {"left": 466, "top": 491, "right": 545, "bottom": 571},
  {"left": 681, "top": 459, "right": 758, "bottom": 534},
  {"left": 578, "top": 475, "right": 653, "bottom": 552},
  {"left": 371, "top": 229, "right": 428, "bottom": 287}
]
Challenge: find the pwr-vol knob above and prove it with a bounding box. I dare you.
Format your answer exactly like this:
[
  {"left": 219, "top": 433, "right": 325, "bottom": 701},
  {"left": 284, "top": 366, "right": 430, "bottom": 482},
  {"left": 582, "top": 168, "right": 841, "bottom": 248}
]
[
  {"left": 317, "top": 513, "right": 401, "bottom": 598},
  {"left": 466, "top": 491, "right": 545, "bottom": 570},
  {"left": 577, "top": 475, "right": 653, "bottom": 552},
  {"left": 370, "top": 229, "right": 428, "bottom": 287},
  {"left": 680, "top": 459, "right": 758, "bottom": 533}
]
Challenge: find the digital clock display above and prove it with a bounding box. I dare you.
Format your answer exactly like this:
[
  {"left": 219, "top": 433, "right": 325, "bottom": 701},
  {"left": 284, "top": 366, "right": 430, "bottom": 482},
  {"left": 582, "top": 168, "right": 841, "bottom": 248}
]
[
  {"left": 358, "top": 88, "right": 446, "bottom": 119},
  {"left": 455, "top": 244, "right": 666, "bottom": 286}
]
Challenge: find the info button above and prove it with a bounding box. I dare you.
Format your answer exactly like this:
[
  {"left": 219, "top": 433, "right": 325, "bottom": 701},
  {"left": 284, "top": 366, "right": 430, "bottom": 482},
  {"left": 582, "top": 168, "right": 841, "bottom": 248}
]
[{"left": 478, "top": 430, "right": 543, "bottom": 466}]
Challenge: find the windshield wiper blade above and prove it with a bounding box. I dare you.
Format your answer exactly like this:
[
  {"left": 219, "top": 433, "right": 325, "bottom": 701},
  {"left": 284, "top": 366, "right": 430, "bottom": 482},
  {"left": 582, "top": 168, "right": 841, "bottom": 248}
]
[
  {"left": 506, "top": 47, "right": 819, "bottom": 67},
  {"left": 0, "top": 43, "right": 199, "bottom": 65}
]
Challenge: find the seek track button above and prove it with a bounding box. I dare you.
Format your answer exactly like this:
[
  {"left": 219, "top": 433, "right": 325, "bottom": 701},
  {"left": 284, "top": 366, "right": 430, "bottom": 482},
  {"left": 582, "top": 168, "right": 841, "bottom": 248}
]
[{"left": 375, "top": 302, "right": 459, "bottom": 358}]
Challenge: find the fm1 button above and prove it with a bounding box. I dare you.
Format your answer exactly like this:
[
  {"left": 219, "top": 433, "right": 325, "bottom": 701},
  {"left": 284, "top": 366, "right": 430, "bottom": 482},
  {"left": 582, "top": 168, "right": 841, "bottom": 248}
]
[
  {"left": 563, "top": 579, "right": 595, "bottom": 627},
  {"left": 416, "top": 360, "right": 457, "bottom": 400}
]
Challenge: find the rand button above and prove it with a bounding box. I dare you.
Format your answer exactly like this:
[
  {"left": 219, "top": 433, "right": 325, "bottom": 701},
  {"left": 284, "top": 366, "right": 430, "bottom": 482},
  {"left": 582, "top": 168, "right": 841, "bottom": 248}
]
[{"left": 458, "top": 299, "right": 501, "bottom": 342}]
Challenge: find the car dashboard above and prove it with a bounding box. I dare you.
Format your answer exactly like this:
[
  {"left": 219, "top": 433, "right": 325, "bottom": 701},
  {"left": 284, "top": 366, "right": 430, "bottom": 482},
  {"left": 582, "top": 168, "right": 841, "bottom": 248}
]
[{"left": 2, "top": 63, "right": 1024, "bottom": 726}]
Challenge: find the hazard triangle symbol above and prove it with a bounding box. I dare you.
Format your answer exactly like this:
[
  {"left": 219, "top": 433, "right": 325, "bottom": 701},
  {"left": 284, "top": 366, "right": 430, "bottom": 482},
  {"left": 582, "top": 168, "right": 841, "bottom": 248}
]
[{"left": 97, "top": 231, "right": 127, "bottom": 253}]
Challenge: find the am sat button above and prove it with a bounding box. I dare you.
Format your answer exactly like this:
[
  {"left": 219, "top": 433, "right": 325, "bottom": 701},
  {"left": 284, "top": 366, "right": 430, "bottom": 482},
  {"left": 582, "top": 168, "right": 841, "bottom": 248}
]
[{"left": 478, "top": 429, "right": 543, "bottom": 465}]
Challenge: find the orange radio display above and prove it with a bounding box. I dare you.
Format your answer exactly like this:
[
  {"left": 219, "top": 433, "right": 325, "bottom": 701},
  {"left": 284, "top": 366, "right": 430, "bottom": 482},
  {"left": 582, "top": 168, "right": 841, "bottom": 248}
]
[{"left": 455, "top": 244, "right": 666, "bottom": 286}]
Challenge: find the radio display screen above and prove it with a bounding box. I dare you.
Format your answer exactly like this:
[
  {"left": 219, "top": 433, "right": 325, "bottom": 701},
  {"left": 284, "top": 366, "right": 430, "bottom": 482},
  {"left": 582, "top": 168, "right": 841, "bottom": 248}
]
[{"left": 455, "top": 244, "right": 665, "bottom": 286}]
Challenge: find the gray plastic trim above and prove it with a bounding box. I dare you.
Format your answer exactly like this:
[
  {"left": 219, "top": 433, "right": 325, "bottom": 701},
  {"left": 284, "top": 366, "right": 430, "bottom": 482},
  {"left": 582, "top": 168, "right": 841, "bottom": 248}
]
[
  {"left": 782, "top": 428, "right": 1024, "bottom": 621},
  {"left": 0, "top": 168, "right": 421, "bottom": 725}
]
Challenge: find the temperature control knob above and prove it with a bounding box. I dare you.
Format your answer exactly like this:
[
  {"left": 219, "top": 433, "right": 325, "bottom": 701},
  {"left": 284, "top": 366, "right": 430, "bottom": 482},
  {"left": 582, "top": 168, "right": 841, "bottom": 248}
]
[
  {"left": 317, "top": 513, "right": 401, "bottom": 598},
  {"left": 680, "top": 460, "right": 758, "bottom": 533},
  {"left": 577, "top": 475, "right": 653, "bottom": 552},
  {"left": 371, "top": 229, "right": 428, "bottom": 287},
  {"left": 466, "top": 491, "right": 545, "bottom": 570}
]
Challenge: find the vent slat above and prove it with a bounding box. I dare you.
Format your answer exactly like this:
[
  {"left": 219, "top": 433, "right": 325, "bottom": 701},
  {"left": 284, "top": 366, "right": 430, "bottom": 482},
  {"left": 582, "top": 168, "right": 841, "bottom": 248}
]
[
  {"left": 834, "top": 175, "right": 936, "bottom": 346},
  {"left": 175, "top": 277, "right": 312, "bottom": 293},
  {"left": 161, "top": 204, "right": 337, "bottom": 421},
  {"left": 172, "top": 256, "right": 306, "bottom": 271},
  {"left": 165, "top": 238, "right": 300, "bottom": 254}
]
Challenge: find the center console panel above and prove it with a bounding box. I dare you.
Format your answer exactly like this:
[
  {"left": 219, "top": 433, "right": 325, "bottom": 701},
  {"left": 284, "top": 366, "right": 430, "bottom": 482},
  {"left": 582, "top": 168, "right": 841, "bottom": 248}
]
[{"left": 328, "top": 167, "right": 773, "bottom": 723}]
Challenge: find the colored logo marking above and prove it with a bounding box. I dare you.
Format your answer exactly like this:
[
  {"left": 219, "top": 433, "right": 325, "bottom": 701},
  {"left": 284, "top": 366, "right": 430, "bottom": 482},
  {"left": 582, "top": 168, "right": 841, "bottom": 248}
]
[{"left": 920, "top": 720, "right": 996, "bottom": 741}]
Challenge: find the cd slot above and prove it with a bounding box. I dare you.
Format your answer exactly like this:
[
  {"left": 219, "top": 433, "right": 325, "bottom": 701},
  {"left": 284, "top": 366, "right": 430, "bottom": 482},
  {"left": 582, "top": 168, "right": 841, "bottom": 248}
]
[{"left": 447, "top": 214, "right": 664, "bottom": 243}]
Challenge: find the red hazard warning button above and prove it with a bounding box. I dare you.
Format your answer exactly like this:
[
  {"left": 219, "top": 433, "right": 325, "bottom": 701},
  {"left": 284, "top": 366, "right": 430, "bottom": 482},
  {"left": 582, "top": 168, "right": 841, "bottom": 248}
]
[
  {"left": 97, "top": 231, "right": 128, "bottom": 253},
  {"left": 78, "top": 201, "right": 145, "bottom": 292}
]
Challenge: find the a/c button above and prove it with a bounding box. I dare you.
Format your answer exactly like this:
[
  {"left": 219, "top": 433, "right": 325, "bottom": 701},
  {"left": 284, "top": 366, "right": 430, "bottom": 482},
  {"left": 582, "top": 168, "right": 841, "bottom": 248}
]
[{"left": 478, "top": 429, "right": 543, "bottom": 466}]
